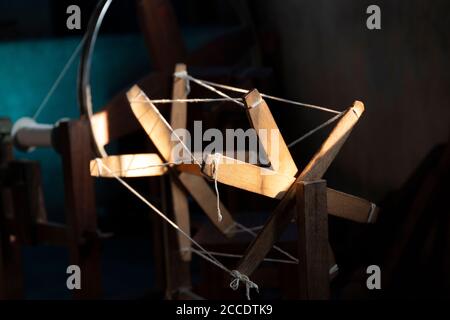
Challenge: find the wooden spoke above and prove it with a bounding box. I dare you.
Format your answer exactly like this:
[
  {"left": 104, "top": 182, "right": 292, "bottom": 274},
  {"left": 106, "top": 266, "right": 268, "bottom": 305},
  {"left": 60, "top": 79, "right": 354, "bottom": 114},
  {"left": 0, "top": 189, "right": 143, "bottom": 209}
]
[
  {"left": 244, "top": 89, "right": 298, "bottom": 177},
  {"left": 90, "top": 154, "right": 167, "bottom": 178},
  {"left": 236, "top": 101, "right": 365, "bottom": 276}
]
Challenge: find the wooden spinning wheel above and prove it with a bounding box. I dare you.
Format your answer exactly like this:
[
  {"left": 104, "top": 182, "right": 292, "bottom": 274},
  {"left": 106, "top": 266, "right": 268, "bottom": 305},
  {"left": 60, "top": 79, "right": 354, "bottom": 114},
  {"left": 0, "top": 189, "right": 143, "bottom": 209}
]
[
  {"left": 1, "top": 0, "right": 380, "bottom": 300},
  {"left": 79, "top": 0, "right": 380, "bottom": 299}
]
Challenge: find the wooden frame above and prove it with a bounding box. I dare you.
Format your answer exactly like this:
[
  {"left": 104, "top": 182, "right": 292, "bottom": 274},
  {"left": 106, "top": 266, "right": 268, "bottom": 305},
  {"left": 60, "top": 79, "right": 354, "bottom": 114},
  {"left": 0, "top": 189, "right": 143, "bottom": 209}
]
[
  {"left": 234, "top": 92, "right": 370, "bottom": 283},
  {"left": 0, "top": 117, "right": 102, "bottom": 299}
]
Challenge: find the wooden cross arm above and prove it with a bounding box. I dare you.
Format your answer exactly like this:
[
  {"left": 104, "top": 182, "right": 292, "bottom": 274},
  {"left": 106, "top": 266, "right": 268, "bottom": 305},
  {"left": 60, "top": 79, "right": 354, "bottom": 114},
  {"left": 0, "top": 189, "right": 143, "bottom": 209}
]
[
  {"left": 299, "top": 101, "right": 365, "bottom": 181},
  {"left": 244, "top": 89, "right": 298, "bottom": 177},
  {"left": 170, "top": 63, "right": 192, "bottom": 261},
  {"left": 236, "top": 101, "right": 365, "bottom": 276},
  {"left": 127, "top": 85, "right": 175, "bottom": 161},
  {"left": 203, "top": 153, "right": 294, "bottom": 199},
  {"left": 202, "top": 153, "right": 378, "bottom": 223},
  {"left": 327, "top": 188, "right": 379, "bottom": 223},
  {"left": 126, "top": 84, "right": 236, "bottom": 235},
  {"left": 90, "top": 72, "right": 170, "bottom": 148},
  {"left": 90, "top": 154, "right": 168, "bottom": 178}
]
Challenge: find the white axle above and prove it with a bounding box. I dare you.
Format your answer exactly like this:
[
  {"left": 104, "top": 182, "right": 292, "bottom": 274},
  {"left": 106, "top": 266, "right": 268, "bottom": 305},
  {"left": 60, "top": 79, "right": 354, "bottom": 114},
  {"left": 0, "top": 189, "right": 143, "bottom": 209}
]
[{"left": 12, "top": 117, "right": 55, "bottom": 152}]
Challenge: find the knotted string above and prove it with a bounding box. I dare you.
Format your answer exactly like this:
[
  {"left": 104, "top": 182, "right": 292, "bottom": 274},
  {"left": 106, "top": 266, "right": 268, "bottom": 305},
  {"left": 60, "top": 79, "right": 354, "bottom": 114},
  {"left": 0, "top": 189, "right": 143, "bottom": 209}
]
[
  {"left": 95, "top": 158, "right": 260, "bottom": 299},
  {"left": 230, "top": 270, "right": 259, "bottom": 300},
  {"left": 174, "top": 70, "right": 191, "bottom": 96}
]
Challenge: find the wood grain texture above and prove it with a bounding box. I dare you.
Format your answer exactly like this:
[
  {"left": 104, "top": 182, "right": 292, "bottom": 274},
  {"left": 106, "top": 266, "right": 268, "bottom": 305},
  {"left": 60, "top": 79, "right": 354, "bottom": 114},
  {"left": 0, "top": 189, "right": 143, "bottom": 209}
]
[
  {"left": 178, "top": 172, "right": 235, "bottom": 235},
  {"left": 327, "top": 188, "right": 378, "bottom": 223},
  {"left": 90, "top": 154, "right": 167, "bottom": 178},
  {"left": 127, "top": 85, "right": 175, "bottom": 161},
  {"left": 170, "top": 64, "right": 188, "bottom": 131},
  {"left": 128, "top": 85, "right": 236, "bottom": 236},
  {"left": 203, "top": 154, "right": 377, "bottom": 223},
  {"left": 137, "top": 0, "right": 186, "bottom": 71},
  {"left": 90, "top": 72, "right": 170, "bottom": 148},
  {"left": 59, "top": 119, "right": 102, "bottom": 299},
  {"left": 298, "top": 101, "right": 365, "bottom": 181},
  {"left": 244, "top": 89, "right": 298, "bottom": 177},
  {"left": 297, "top": 180, "right": 330, "bottom": 299},
  {"left": 236, "top": 101, "right": 365, "bottom": 276},
  {"left": 203, "top": 153, "right": 294, "bottom": 199},
  {"left": 170, "top": 64, "right": 191, "bottom": 261}
]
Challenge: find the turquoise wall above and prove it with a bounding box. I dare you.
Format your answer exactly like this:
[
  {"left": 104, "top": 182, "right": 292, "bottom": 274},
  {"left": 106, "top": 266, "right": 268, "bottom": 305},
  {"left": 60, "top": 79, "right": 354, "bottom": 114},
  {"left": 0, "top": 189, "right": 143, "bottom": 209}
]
[{"left": 0, "top": 28, "right": 228, "bottom": 220}]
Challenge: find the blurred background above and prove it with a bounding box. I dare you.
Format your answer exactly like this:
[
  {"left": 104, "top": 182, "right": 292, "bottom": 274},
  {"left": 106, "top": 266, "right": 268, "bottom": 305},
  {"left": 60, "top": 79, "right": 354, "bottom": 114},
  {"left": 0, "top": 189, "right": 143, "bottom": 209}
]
[{"left": 0, "top": 0, "right": 449, "bottom": 299}]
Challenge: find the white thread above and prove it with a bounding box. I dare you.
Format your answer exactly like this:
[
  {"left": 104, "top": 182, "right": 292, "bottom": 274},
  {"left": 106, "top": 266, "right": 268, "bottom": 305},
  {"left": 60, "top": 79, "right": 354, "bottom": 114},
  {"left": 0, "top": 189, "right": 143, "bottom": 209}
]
[
  {"left": 173, "top": 71, "right": 344, "bottom": 148},
  {"left": 131, "top": 98, "right": 243, "bottom": 104},
  {"left": 95, "top": 160, "right": 184, "bottom": 175},
  {"left": 212, "top": 153, "right": 223, "bottom": 222},
  {"left": 287, "top": 112, "right": 344, "bottom": 148},
  {"left": 367, "top": 203, "right": 377, "bottom": 223},
  {"left": 95, "top": 159, "right": 259, "bottom": 300},
  {"left": 329, "top": 264, "right": 339, "bottom": 275},
  {"left": 33, "top": 34, "right": 87, "bottom": 120},
  {"left": 185, "top": 244, "right": 259, "bottom": 300},
  {"left": 230, "top": 270, "right": 259, "bottom": 300},
  {"left": 175, "top": 74, "right": 341, "bottom": 114},
  {"left": 174, "top": 70, "right": 190, "bottom": 96},
  {"left": 175, "top": 72, "right": 245, "bottom": 107},
  {"left": 233, "top": 222, "right": 299, "bottom": 264},
  {"left": 137, "top": 92, "right": 203, "bottom": 168},
  {"left": 186, "top": 247, "right": 297, "bottom": 265},
  {"left": 227, "top": 225, "right": 264, "bottom": 234},
  {"left": 177, "top": 287, "right": 205, "bottom": 300}
]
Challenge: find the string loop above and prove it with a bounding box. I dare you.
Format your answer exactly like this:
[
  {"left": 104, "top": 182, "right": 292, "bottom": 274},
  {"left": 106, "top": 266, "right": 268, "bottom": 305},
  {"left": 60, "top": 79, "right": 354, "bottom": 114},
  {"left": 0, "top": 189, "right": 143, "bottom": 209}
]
[{"left": 230, "top": 270, "right": 259, "bottom": 300}]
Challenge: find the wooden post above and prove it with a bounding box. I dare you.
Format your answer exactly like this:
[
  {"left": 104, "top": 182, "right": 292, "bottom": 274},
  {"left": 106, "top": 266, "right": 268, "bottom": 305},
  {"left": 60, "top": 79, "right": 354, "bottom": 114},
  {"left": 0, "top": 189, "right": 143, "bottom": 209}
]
[
  {"left": 57, "top": 119, "right": 101, "bottom": 299},
  {"left": 296, "top": 180, "right": 330, "bottom": 299},
  {"left": 160, "top": 175, "right": 191, "bottom": 299},
  {"left": 9, "top": 161, "right": 42, "bottom": 245},
  {"left": 137, "top": 0, "right": 186, "bottom": 71},
  {"left": 0, "top": 118, "right": 24, "bottom": 299}
]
